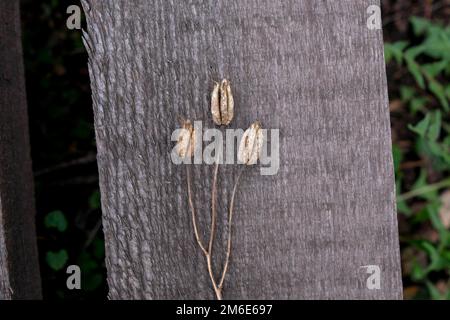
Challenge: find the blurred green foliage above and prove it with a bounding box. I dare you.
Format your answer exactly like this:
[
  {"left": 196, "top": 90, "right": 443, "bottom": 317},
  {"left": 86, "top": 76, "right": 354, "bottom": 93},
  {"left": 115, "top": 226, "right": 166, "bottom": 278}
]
[
  {"left": 21, "top": 0, "right": 106, "bottom": 299},
  {"left": 386, "top": 17, "right": 450, "bottom": 299},
  {"left": 44, "top": 210, "right": 68, "bottom": 232},
  {"left": 46, "top": 250, "right": 69, "bottom": 271}
]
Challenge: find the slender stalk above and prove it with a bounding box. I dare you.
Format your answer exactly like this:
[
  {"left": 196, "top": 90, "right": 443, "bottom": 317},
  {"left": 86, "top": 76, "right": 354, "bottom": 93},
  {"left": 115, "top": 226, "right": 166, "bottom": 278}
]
[
  {"left": 209, "top": 160, "right": 220, "bottom": 255},
  {"left": 186, "top": 166, "right": 207, "bottom": 256},
  {"left": 205, "top": 156, "right": 221, "bottom": 299},
  {"left": 207, "top": 254, "right": 222, "bottom": 300},
  {"left": 186, "top": 165, "right": 222, "bottom": 299},
  {"left": 219, "top": 168, "right": 244, "bottom": 289}
]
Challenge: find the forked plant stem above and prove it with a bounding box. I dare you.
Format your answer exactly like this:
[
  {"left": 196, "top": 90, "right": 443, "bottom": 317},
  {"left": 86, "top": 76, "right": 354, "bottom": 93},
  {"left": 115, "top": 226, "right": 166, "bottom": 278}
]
[
  {"left": 186, "top": 165, "right": 222, "bottom": 299},
  {"left": 219, "top": 167, "right": 244, "bottom": 289},
  {"left": 186, "top": 166, "right": 207, "bottom": 256},
  {"left": 185, "top": 155, "right": 244, "bottom": 300}
]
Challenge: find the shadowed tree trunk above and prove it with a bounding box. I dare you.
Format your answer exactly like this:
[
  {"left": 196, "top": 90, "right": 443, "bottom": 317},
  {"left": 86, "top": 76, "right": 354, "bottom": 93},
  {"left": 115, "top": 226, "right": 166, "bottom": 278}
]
[
  {"left": 0, "top": 0, "right": 42, "bottom": 299},
  {"left": 82, "top": 0, "right": 402, "bottom": 299}
]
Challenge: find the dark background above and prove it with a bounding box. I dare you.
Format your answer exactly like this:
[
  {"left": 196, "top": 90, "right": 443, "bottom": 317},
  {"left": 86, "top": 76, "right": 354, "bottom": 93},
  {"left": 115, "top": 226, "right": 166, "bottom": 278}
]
[
  {"left": 21, "top": 0, "right": 104, "bottom": 299},
  {"left": 19, "top": 0, "right": 450, "bottom": 299}
]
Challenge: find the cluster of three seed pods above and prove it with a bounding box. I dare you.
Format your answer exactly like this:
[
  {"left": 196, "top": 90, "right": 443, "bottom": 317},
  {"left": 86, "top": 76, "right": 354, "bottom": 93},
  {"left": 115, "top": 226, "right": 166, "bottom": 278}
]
[{"left": 177, "top": 79, "right": 263, "bottom": 165}]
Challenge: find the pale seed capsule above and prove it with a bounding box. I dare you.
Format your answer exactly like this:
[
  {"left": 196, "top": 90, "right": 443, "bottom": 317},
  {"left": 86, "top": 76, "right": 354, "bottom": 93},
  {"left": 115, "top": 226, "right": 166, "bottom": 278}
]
[
  {"left": 220, "top": 79, "right": 234, "bottom": 126},
  {"left": 211, "top": 82, "right": 221, "bottom": 125},
  {"left": 176, "top": 120, "right": 195, "bottom": 158},
  {"left": 238, "top": 122, "right": 263, "bottom": 165},
  {"left": 211, "top": 79, "right": 234, "bottom": 126}
]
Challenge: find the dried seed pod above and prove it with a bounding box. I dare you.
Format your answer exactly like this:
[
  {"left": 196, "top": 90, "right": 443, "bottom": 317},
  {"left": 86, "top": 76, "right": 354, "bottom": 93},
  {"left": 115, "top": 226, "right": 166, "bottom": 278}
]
[
  {"left": 211, "top": 79, "right": 234, "bottom": 126},
  {"left": 211, "top": 82, "right": 221, "bottom": 125},
  {"left": 176, "top": 120, "right": 195, "bottom": 158},
  {"left": 238, "top": 121, "right": 263, "bottom": 165},
  {"left": 220, "top": 79, "right": 234, "bottom": 125}
]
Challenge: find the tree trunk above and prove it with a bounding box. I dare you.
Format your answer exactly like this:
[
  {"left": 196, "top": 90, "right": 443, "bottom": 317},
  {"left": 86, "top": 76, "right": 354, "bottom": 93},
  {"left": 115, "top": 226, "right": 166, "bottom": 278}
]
[
  {"left": 0, "top": 0, "right": 42, "bottom": 299},
  {"left": 82, "top": 0, "right": 402, "bottom": 299}
]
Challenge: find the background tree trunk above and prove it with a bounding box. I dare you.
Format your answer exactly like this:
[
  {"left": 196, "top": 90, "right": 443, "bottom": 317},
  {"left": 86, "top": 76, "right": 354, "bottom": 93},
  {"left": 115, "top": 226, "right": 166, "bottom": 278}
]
[
  {"left": 0, "top": 0, "right": 42, "bottom": 299},
  {"left": 82, "top": 0, "right": 403, "bottom": 299}
]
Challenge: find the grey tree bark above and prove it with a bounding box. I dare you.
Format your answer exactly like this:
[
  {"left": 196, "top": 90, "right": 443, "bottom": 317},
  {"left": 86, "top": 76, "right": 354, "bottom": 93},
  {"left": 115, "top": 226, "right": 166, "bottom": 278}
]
[
  {"left": 82, "top": 0, "right": 403, "bottom": 299},
  {"left": 0, "top": 0, "right": 42, "bottom": 299}
]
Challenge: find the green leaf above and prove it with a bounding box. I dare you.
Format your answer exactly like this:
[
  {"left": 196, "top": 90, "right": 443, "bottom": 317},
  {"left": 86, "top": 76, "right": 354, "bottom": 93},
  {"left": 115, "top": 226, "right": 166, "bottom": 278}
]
[
  {"left": 423, "top": 34, "right": 450, "bottom": 60},
  {"left": 441, "top": 151, "right": 450, "bottom": 167},
  {"left": 384, "top": 46, "right": 393, "bottom": 64},
  {"left": 88, "top": 190, "right": 101, "bottom": 209},
  {"left": 78, "top": 252, "right": 98, "bottom": 273},
  {"left": 408, "top": 113, "right": 431, "bottom": 137},
  {"left": 411, "top": 260, "right": 426, "bottom": 281},
  {"left": 412, "top": 206, "right": 430, "bottom": 224},
  {"left": 444, "top": 136, "right": 450, "bottom": 146},
  {"left": 422, "top": 60, "right": 448, "bottom": 77},
  {"left": 416, "top": 240, "right": 444, "bottom": 272},
  {"left": 427, "top": 251, "right": 446, "bottom": 272},
  {"left": 46, "top": 250, "right": 69, "bottom": 271},
  {"left": 405, "top": 58, "right": 425, "bottom": 89},
  {"left": 428, "top": 140, "right": 444, "bottom": 157},
  {"left": 429, "top": 81, "right": 449, "bottom": 111},
  {"left": 409, "top": 97, "right": 428, "bottom": 115},
  {"left": 83, "top": 274, "right": 103, "bottom": 291},
  {"left": 427, "top": 202, "right": 449, "bottom": 247},
  {"left": 384, "top": 41, "right": 409, "bottom": 64},
  {"left": 44, "top": 210, "right": 68, "bottom": 232},
  {"left": 422, "top": 139, "right": 450, "bottom": 171},
  {"left": 77, "top": 250, "right": 103, "bottom": 291},
  {"left": 443, "top": 250, "right": 450, "bottom": 262},
  {"left": 426, "top": 281, "right": 444, "bottom": 300},
  {"left": 412, "top": 168, "right": 428, "bottom": 189},
  {"left": 400, "top": 86, "right": 416, "bottom": 102},
  {"left": 396, "top": 178, "right": 413, "bottom": 216},
  {"left": 392, "top": 144, "right": 403, "bottom": 174},
  {"left": 427, "top": 110, "right": 441, "bottom": 141},
  {"left": 397, "top": 199, "right": 412, "bottom": 216},
  {"left": 405, "top": 45, "right": 426, "bottom": 60},
  {"left": 411, "top": 17, "right": 432, "bottom": 36},
  {"left": 410, "top": 169, "right": 439, "bottom": 201}
]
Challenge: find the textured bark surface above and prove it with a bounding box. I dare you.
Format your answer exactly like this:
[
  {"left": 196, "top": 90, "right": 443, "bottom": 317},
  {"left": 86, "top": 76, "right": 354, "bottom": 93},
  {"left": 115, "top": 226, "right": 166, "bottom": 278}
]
[
  {"left": 0, "top": 0, "right": 42, "bottom": 299},
  {"left": 83, "top": 0, "right": 403, "bottom": 299}
]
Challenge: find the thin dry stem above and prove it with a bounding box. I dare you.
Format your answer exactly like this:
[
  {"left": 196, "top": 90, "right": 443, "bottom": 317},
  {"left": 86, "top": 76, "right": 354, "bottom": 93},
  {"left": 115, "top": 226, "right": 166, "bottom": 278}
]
[
  {"left": 186, "top": 166, "right": 207, "bottom": 256},
  {"left": 186, "top": 165, "right": 222, "bottom": 299},
  {"left": 208, "top": 157, "right": 220, "bottom": 255},
  {"left": 206, "top": 158, "right": 221, "bottom": 299},
  {"left": 219, "top": 168, "right": 244, "bottom": 289},
  {"left": 186, "top": 144, "right": 243, "bottom": 300},
  {"left": 207, "top": 254, "right": 222, "bottom": 300}
]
